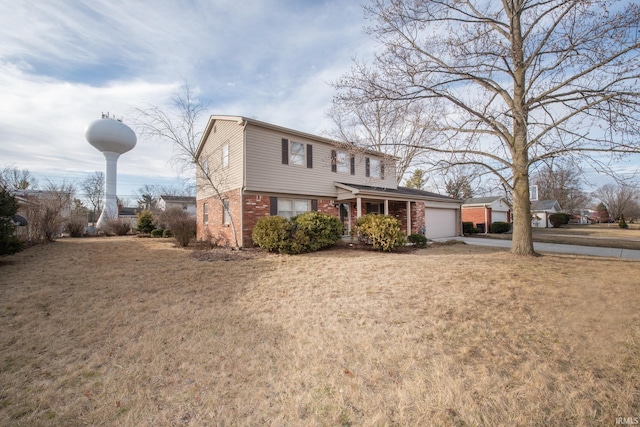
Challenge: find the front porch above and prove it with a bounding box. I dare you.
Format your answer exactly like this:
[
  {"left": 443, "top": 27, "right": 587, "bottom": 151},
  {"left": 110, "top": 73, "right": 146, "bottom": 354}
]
[{"left": 335, "top": 183, "right": 427, "bottom": 237}]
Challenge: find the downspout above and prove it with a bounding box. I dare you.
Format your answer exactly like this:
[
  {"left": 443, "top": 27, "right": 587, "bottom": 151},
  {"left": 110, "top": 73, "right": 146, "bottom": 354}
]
[{"left": 240, "top": 118, "right": 248, "bottom": 246}]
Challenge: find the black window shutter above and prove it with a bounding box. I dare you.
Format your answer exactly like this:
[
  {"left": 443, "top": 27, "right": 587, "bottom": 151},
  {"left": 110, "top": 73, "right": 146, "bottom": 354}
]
[
  {"left": 365, "top": 157, "right": 370, "bottom": 177},
  {"left": 350, "top": 156, "right": 355, "bottom": 175},
  {"left": 281, "top": 139, "right": 289, "bottom": 165},
  {"left": 307, "top": 144, "right": 313, "bottom": 169},
  {"left": 380, "top": 162, "right": 385, "bottom": 179},
  {"left": 331, "top": 150, "right": 337, "bottom": 173},
  {"left": 270, "top": 197, "right": 278, "bottom": 216},
  {"left": 311, "top": 199, "right": 318, "bottom": 211},
  {"left": 366, "top": 203, "right": 371, "bottom": 213}
]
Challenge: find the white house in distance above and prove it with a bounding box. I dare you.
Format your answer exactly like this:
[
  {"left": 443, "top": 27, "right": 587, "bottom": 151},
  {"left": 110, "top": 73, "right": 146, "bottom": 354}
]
[
  {"left": 157, "top": 195, "right": 197, "bottom": 216},
  {"left": 531, "top": 200, "right": 562, "bottom": 228},
  {"left": 194, "top": 115, "right": 463, "bottom": 247}
]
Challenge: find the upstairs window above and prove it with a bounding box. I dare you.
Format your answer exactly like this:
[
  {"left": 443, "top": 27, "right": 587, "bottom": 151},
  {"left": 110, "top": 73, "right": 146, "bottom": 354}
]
[
  {"left": 366, "top": 157, "right": 384, "bottom": 179},
  {"left": 289, "top": 141, "right": 305, "bottom": 166},
  {"left": 331, "top": 150, "right": 355, "bottom": 175},
  {"left": 282, "top": 138, "right": 313, "bottom": 168},
  {"left": 222, "top": 143, "right": 229, "bottom": 168},
  {"left": 203, "top": 203, "right": 209, "bottom": 224}
]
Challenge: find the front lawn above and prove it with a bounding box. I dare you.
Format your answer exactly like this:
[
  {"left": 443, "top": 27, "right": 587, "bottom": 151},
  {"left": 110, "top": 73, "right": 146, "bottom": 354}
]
[{"left": 1, "top": 237, "right": 638, "bottom": 426}]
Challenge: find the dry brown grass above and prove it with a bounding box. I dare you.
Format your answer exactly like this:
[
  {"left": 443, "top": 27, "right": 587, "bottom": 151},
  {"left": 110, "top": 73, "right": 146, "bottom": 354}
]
[{"left": 1, "top": 237, "right": 639, "bottom": 426}]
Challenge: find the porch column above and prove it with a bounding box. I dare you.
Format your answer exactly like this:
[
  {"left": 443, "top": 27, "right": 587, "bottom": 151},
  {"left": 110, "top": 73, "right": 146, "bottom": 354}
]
[
  {"left": 356, "top": 197, "right": 362, "bottom": 218},
  {"left": 406, "top": 201, "right": 411, "bottom": 235},
  {"left": 384, "top": 199, "right": 389, "bottom": 215}
]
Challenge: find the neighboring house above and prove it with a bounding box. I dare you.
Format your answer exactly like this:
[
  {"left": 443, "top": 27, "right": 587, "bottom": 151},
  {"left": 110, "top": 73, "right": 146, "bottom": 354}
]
[
  {"left": 118, "top": 206, "right": 142, "bottom": 229},
  {"left": 195, "top": 115, "right": 462, "bottom": 247},
  {"left": 571, "top": 208, "right": 598, "bottom": 224},
  {"left": 461, "top": 196, "right": 512, "bottom": 233},
  {"left": 157, "top": 195, "right": 196, "bottom": 216},
  {"left": 531, "top": 200, "right": 562, "bottom": 228}
]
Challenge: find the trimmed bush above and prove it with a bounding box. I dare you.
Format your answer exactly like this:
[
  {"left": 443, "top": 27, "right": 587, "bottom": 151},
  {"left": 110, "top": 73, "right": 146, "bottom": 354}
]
[
  {"left": 463, "top": 221, "right": 475, "bottom": 234},
  {"left": 151, "top": 228, "right": 164, "bottom": 238},
  {"left": 548, "top": 213, "right": 571, "bottom": 228},
  {"left": 619, "top": 213, "right": 629, "bottom": 229},
  {"left": 408, "top": 233, "right": 427, "bottom": 248},
  {"left": 136, "top": 210, "right": 156, "bottom": 234},
  {"left": 252, "top": 216, "right": 293, "bottom": 253},
  {"left": 253, "top": 212, "right": 343, "bottom": 254},
  {"left": 105, "top": 219, "right": 132, "bottom": 236},
  {"left": 490, "top": 221, "right": 511, "bottom": 234},
  {"left": 292, "top": 211, "right": 343, "bottom": 252},
  {"left": 356, "top": 214, "right": 406, "bottom": 252}
]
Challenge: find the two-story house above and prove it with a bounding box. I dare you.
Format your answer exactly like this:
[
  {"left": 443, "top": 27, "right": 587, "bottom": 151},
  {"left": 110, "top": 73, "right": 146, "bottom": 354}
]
[{"left": 195, "top": 115, "right": 462, "bottom": 247}]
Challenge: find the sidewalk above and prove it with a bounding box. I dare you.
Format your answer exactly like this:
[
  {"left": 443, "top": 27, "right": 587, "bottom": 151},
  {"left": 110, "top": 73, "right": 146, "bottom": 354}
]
[{"left": 438, "top": 236, "right": 640, "bottom": 260}]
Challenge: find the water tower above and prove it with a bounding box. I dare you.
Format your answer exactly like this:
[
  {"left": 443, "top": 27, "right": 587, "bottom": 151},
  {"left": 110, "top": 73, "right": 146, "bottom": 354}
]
[{"left": 85, "top": 113, "right": 137, "bottom": 229}]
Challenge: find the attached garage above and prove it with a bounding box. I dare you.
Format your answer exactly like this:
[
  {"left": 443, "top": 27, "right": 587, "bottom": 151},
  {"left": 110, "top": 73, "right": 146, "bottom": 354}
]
[{"left": 425, "top": 206, "right": 459, "bottom": 239}]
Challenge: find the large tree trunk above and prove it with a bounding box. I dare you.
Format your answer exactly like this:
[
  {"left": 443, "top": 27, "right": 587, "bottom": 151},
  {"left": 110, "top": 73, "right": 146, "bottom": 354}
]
[
  {"left": 510, "top": 5, "right": 535, "bottom": 256},
  {"left": 511, "top": 164, "right": 535, "bottom": 255}
]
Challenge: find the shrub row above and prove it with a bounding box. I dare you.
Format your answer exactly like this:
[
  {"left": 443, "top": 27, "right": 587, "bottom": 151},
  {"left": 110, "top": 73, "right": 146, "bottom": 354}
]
[
  {"left": 252, "top": 211, "right": 343, "bottom": 254},
  {"left": 490, "top": 221, "right": 511, "bottom": 234}
]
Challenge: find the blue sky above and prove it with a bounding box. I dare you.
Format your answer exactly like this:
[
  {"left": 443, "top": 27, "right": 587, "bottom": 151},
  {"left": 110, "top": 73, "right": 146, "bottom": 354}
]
[{"left": 0, "top": 0, "right": 373, "bottom": 201}]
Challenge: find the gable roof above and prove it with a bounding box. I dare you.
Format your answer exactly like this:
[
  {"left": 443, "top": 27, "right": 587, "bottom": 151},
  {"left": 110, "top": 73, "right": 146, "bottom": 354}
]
[
  {"left": 196, "top": 115, "right": 397, "bottom": 160},
  {"left": 336, "top": 183, "right": 462, "bottom": 204},
  {"left": 464, "top": 196, "right": 504, "bottom": 205},
  {"left": 531, "top": 200, "right": 561, "bottom": 212},
  {"left": 159, "top": 195, "right": 196, "bottom": 204}
]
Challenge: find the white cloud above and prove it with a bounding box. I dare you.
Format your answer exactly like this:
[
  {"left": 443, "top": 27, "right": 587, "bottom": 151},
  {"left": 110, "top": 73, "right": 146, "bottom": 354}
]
[{"left": 0, "top": 0, "right": 376, "bottom": 199}]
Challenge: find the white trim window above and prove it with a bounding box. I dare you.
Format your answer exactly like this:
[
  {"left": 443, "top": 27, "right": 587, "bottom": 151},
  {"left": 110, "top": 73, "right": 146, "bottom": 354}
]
[
  {"left": 203, "top": 203, "right": 209, "bottom": 224},
  {"left": 278, "top": 199, "right": 310, "bottom": 219},
  {"left": 369, "top": 158, "right": 381, "bottom": 179},
  {"left": 222, "top": 143, "right": 229, "bottom": 169},
  {"left": 337, "top": 151, "right": 349, "bottom": 173},
  {"left": 222, "top": 199, "right": 230, "bottom": 224},
  {"left": 289, "top": 141, "right": 305, "bottom": 166}
]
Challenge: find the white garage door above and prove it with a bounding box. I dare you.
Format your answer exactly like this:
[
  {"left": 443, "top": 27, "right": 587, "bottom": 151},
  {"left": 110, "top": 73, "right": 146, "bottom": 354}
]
[
  {"left": 425, "top": 208, "right": 458, "bottom": 239},
  {"left": 493, "top": 211, "right": 508, "bottom": 223}
]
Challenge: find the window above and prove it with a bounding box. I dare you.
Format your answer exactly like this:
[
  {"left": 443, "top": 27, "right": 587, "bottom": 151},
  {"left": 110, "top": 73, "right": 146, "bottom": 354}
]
[
  {"left": 337, "top": 151, "right": 349, "bottom": 173},
  {"left": 203, "top": 203, "right": 209, "bottom": 224},
  {"left": 282, "top": 138, "right": 312, "bottom": 168},
  {"left": 222, "top": 199, "right": 230, "bottom": 224},
  {"left": 366, "top": 157, "right": 384, "bottom": 179},
  {"left": 277, "top": 199, "right": 310, "bottom": 219},
  {"left": 222, "top": 143, "right": 229, "bottom": 168},
  {"left": 370, "top": 158, "right": 381, "bottom": 179},
  {"left": 289, "top": 141, "right": 305, "bottom": 166}
]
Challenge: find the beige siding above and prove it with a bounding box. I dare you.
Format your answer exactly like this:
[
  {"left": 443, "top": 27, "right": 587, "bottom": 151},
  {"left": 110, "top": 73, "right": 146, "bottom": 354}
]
[
  {"left": 196, "top": 119, "right": 244, "bottom": 200},
  {"left": 245, "top": 125, "right": 397, "bottom": 197}
]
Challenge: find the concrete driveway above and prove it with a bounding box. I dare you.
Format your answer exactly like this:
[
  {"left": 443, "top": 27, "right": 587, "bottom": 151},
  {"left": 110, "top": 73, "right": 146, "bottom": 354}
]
[{"left": 439, "top": 236, "right": 640, "bottom": 260}]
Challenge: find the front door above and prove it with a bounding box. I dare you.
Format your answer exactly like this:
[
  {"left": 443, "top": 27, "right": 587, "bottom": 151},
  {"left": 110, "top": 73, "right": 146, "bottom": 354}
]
[{"left": 339, "top": 203, "right": 350, "bottom": 235}]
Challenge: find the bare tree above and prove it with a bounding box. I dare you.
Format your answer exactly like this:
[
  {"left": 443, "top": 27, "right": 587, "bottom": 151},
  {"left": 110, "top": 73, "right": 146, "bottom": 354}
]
[
  {"left": 334, "top": 1, "right": 640, "bottom": 255},
  {"left": 81, "top": 171, "right": 104, "bottom": 224},
  {"left": 326, "top": 98, "right": 432, "bottom": 182},
  {"left": 133, "top": 82, "right": 241, "bottom": 249},
  {"left": 531, "top": 163, "right": 589, "bottom": 213},
  {"left": 592, "top": 183, "right": 639, "bottom": 221},
  {"left": 0, "top": 167, "right": 38, "bottom": 190},
  {"left": 25, "top": 180, "right": 75, "bottom": 243}
]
